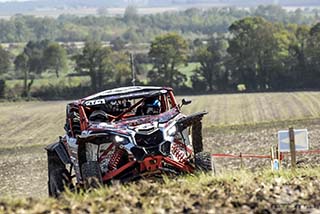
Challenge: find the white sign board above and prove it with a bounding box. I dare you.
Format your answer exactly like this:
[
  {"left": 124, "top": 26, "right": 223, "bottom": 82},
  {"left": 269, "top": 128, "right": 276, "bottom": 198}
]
[{"left": 278, "top": 129, "right": 309, "bottom": 152}]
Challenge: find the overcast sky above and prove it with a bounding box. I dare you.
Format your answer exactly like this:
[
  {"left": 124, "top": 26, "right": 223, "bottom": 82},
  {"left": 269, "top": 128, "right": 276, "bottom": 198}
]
[{"left": 0, "top": 0, "right": 34, "bottom": 2}]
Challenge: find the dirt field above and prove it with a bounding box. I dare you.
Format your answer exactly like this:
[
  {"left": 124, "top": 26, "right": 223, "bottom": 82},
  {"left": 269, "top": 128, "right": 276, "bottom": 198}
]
[{"left": 1, "top": 92, "right": 320, "bottom": 199}]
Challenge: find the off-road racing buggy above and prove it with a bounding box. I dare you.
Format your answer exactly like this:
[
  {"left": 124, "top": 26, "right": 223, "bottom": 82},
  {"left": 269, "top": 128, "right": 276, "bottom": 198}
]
[{"left": 46, "top": 86, "right": 211, "bottom": 197}]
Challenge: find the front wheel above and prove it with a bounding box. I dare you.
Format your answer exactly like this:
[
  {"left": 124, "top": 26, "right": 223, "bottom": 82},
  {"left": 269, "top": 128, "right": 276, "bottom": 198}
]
[
  {"left": 195, "top": 152, "right": 215, "bottom": 173},
  {"left": 81, "top": 161, "right": 103, "bottom": 189},
  {"left": 49, "top": 168, "right": 72, "bottom": 198}
]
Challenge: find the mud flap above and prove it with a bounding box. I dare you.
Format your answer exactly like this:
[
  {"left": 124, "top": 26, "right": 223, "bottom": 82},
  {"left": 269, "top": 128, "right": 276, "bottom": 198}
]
[
  {"left": 176, "top": 112, "right": 207, "bottom": 131},
  {"left": 45, "top": 141, "right": 71, "bottom": 165}
]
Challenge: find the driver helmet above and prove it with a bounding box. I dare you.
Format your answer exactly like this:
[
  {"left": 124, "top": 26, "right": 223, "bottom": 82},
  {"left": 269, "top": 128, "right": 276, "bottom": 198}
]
[{"left": 144, "top": 97, "right": 161, "bottom": 115}]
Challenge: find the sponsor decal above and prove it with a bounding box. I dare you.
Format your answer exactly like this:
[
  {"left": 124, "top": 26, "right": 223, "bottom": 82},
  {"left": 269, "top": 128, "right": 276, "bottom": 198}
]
[{"left": 85, "top": 99, "right": 106, "bottom": 106}]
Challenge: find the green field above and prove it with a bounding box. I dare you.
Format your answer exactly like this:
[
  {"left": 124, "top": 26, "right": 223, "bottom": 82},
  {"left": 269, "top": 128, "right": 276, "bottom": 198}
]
[{"left": 1, "top": 92, "right": 320, "bottom": 212}]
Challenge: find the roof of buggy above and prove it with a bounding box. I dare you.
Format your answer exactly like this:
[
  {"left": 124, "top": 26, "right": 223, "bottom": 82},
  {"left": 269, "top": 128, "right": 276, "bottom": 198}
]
[{"left": 82, "top": 86, "right": 173, "bottom": 101}]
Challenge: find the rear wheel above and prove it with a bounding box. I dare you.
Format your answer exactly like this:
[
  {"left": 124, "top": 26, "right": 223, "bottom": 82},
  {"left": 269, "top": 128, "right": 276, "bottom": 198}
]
[{"left": 81, "top": 161, "right": 103, "bottom": 189}]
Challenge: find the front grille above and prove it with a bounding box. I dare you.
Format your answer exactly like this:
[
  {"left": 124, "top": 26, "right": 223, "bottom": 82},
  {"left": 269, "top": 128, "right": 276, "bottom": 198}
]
[{"left": 135, "top": 129, "right": 163, "bottom": 147}]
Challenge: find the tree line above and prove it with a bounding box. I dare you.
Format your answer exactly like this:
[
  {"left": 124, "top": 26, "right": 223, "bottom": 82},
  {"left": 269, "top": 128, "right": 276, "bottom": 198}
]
[
  {"left": 1, "top": 16, "right": 320, "bottom": 98},
  {"left": 0, "top": 5, "right": 318, "bottom": 43}
]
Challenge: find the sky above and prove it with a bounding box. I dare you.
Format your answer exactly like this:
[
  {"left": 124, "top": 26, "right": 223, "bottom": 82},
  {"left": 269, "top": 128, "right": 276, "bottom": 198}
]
[{"left": 0, "top": 0, "right": 35, "bottom": 2}]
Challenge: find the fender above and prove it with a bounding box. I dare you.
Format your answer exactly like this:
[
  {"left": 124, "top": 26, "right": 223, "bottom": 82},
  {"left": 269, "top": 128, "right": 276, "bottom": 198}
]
[
  {"left": 77, "top": 133, "right": 111, "bottom": 144},
  {"left": 45, "top": 141, "right": 71, "bottom": 165},
  {"left": 177, "top": 111, "right": 208, "bottom": 131}
]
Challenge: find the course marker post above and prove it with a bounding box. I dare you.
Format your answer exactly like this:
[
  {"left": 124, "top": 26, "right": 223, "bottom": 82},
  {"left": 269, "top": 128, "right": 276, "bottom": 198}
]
[
  {"left": 289, "top": 127, "right": 296, "bottom": 170},
  {"left": 277, "top": 146, "right": 282, "bottom": 170},
  {"left": 270, "top": 146, "right": 274, "bottom": 171},
  {"left": 240, "top": 152, "right": 244, "bottom": 169}
]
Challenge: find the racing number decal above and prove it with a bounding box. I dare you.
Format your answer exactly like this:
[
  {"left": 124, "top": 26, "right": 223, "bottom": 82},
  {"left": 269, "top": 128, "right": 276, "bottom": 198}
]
[{"left": 85, "top": 99, "right": 106, "bottom": 106}]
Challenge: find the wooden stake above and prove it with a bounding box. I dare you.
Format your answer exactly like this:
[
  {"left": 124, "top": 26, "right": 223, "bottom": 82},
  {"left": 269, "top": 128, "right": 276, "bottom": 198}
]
[
  {"left": 240, "top": 152, "right": 243, "bottom": 169},
  {"left": 277, "top": 146, "right": 281, "bottom": 170},
  {"left": 270, "top": 146, "right": 274, "bottom": 171},
  {"left": 289, "top": 127, "right": 296, "bottom": 170}
]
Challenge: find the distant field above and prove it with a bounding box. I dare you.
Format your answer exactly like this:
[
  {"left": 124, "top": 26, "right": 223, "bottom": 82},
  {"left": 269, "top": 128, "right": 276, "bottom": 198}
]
[
  {"left": 1, "top": 91, "right": 320, "bottom": 149},
  {"left": 182, "top": 91, "right": 320, "bottom": 126},
  {"left": 0, "top": 7, "right": 182, "bottom": 19}
]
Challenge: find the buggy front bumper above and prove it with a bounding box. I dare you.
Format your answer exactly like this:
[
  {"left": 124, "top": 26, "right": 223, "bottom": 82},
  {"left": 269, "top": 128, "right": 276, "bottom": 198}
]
[{"left": 101, "top": 155, "right": 194, "bottom": 182}]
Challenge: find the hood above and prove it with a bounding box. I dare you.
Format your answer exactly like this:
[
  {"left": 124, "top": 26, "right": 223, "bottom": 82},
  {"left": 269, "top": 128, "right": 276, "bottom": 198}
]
[
  {"left": 114, "top": 108, "right": 181, "bottom": 128},
  {"left": 87, "top": 108, "right": 181, "bottom": 132}
]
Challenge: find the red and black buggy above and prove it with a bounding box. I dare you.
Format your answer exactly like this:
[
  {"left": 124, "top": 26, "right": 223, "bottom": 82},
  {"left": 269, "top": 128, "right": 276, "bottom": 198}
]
[{"left": 46, "top": 86, "right": 211, "bottom": 197}]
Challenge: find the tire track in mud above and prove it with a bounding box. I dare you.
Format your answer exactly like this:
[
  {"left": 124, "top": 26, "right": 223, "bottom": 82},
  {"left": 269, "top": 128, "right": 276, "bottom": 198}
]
[{"left": 0, "top": 146, "right": 47, "bottom": 197}]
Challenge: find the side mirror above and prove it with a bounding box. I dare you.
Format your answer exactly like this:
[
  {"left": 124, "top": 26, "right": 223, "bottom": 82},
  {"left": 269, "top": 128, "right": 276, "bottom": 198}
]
[{"left": 181, "top": 98, "right": 192, "bottom": 107}]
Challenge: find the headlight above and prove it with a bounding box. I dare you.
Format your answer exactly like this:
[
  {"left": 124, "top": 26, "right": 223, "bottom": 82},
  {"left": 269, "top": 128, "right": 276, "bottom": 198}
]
[
  {"left": 167, "top": 125, "right": 177, "bottom": 136},
  {"left": 114, "top": 135, "right": 129, "bottom": 145}
]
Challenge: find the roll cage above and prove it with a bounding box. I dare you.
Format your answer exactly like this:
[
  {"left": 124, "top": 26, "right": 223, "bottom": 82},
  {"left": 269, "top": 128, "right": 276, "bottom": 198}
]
[{"left": 65, "top": 87, "right": 178, "bottom": 137}]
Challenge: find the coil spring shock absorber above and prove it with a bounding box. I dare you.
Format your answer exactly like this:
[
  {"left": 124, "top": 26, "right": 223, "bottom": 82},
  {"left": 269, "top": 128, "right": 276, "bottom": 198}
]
[
  {"left": 108, "top": 148, "right": 125, "bottom": 171},
  {"left": 171, "top": 143, "right": 188, "bottom": 163}
]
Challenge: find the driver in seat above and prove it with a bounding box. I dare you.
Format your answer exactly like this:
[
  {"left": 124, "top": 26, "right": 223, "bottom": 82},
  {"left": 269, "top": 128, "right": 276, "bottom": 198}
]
[
  {"left": 136, "top": 97, "right": 161, "bottom": 116},
  {"left": 89, "top": 110, "right": 109, "bottom": 122}
]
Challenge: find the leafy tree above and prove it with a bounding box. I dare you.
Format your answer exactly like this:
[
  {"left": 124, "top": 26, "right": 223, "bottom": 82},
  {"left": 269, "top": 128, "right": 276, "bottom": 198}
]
[
  {"left": 43, "top": 42, "right": 67, "bottom": 78},
  {"left": 0, "top": 45, "right": 10, "bottom": 75},
  {"left": 110, "top": 37, "right": 126, "bottom": 51},
  {"left": 97, "top": 7, "right": 109, "bottom": 16},
  {"left": 305, "top": 23, "right": 320, "bottom": 88},
  {"left": 148, "top": 33, "right": 188, "bottom": 87},
  {"left": 286, "top": 24, "right": 310, "bottom": 88},
  {"left": 227, "top": 17, "right": 282, "bottom": 90},
  {"left": 111, "top": 51, "right": 131, "bottom": 86},
  {"left": 193, "top": 37, "right": 228, "bottom": 91},
  {"left": 123, "top": 5, "right": 139, "bottom": 23},
  {"left": 0, "top": 79, "right": 5, "bottom": 98},
  {"left": 14, "top": 53, "right": 30, "bottom": 97},
  {"left": 14, "top": 40, "right": 49, "bottom": 97},
  {"left": 73, "top": 40, "right": 113, "bottom": 92},
  {"left": 0, "top": 45, "right": 8, "bottom": 98},
  {"left": 253, "top": 5, "right": 287, "bottom": 23},
  {"left": 122, "top": 28, "right": 140, "bottom": 43}
]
